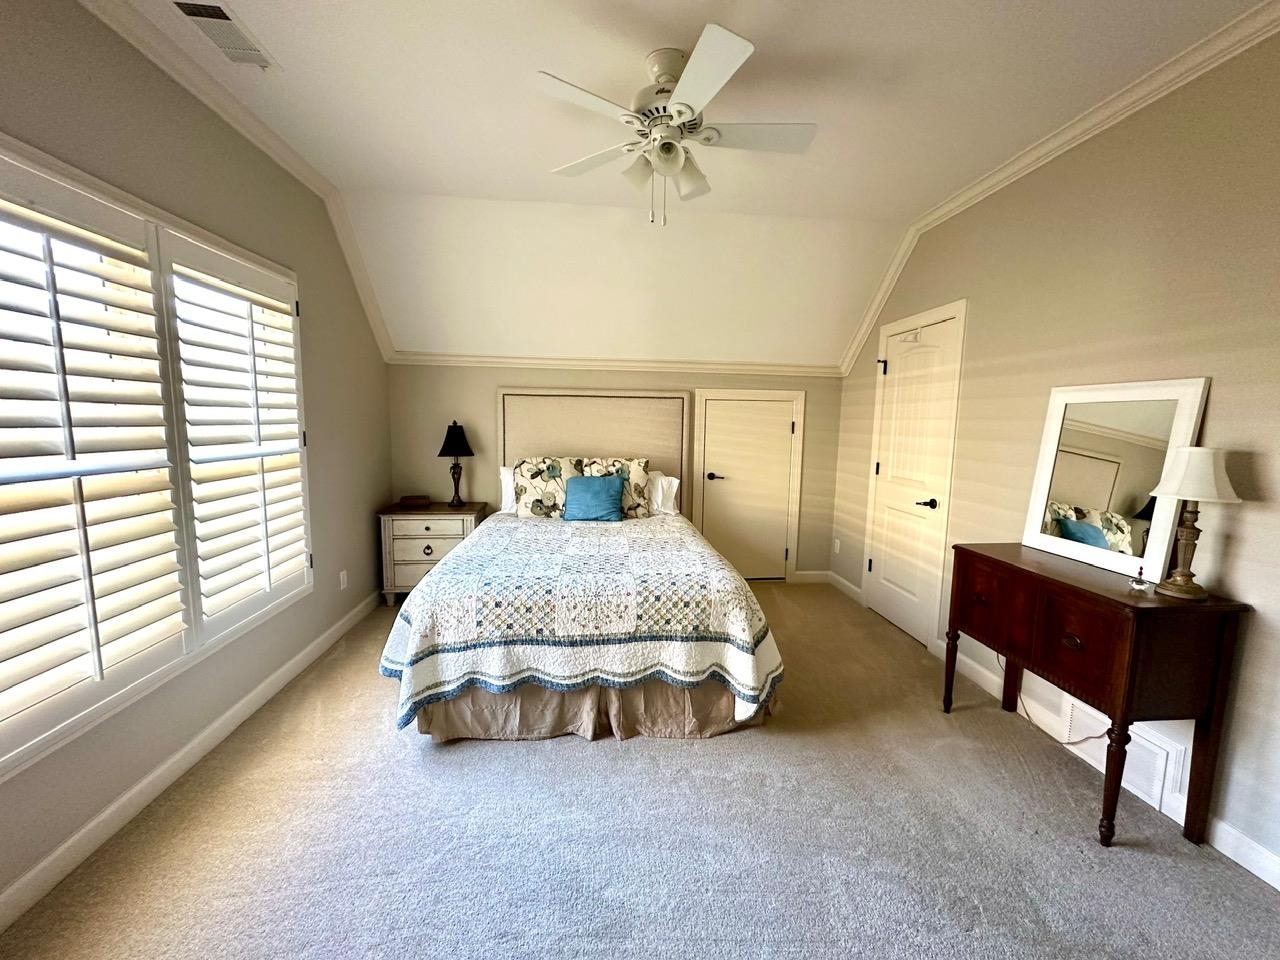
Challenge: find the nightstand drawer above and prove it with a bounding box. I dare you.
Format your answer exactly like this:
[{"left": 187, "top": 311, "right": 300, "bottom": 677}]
[
  {"left": 393, "top": 561, "right": 434, "bottom": 588},
  {"left": 391, "top": 517, "right": 467, "bottom": 537},
  {"left": 392, "top": 536, "right": 459, "bottom": 563}
]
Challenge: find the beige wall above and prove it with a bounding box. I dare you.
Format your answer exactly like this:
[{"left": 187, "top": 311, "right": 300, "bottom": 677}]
[
  {"left": 0, "top": 0, "right": 391, "bottom": 894},
  {"left": 390, "top": 365, "right": 840, "bottom": 570},
  {"left": 832, "top": 35, "right": 1280, "bottom": 854}
]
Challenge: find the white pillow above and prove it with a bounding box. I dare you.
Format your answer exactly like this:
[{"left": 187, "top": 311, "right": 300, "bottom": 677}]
[
  {"left": 645, "top": 471, "right": 680, "bottom": 515},
  {"left": 499, "top": 465, "right": 517, "bottom": 513}
]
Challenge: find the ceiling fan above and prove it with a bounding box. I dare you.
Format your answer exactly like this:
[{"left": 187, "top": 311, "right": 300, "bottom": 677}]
[{"left": 537, "top": 23, "right": 817, "bottom": 223}]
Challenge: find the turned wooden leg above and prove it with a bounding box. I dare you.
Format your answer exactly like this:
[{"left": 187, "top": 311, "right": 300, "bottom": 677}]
[
  {"left": 943, "top": 628, "right": 959, "bottom": 713},
  {"left": 383, "top": 591, "right": 397, "bottom": 607},
  {"left": 1183, "top": 618, "right": 1237, "bottom": 844},
  {"left": 1001, "top": 661, "right": 1022, "bottom": 713},
  {"left": 1099, "top": 721, "right": 1131, "bottom": 847}
]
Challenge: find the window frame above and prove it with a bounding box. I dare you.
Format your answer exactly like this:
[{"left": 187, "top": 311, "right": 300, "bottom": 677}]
[{"left": 0, "top": 135, "right": 312, "bottom": 783}]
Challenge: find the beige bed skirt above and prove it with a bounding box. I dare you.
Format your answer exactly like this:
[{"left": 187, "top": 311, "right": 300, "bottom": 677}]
[{"left": 415, "top": 681, "right": 777, "bottom": 742}]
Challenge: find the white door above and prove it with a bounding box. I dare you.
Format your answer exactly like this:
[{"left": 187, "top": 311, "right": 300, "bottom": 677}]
[
  {"left": 865, "top": 310, "right": 964, "bottom": 643},
  {"left": 699, "top": 398, "right": 796, "bottom": 578}
]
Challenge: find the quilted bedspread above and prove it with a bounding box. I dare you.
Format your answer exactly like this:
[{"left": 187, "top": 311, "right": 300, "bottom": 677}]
[{"left": 379, "top": 513, "right": 783, "bottom": 728}]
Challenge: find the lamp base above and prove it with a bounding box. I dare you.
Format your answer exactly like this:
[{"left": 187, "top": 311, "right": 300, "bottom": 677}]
[
  {"left": 1155, "top": 577, "right": 1209, "bottom": 601},
  {"left": 448, "top": 459, "right": 464, "bottom": 509},
  {"left": 1156, "top": 500, "right": 1209, "bottom": 601}
]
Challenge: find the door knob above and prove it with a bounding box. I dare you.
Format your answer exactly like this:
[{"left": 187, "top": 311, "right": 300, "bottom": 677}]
[
  {"left": 915, "top": 498, "right": 939, "bottom": 509},
  {"left": 706, "top": 472, "right": 726, "bottom": 480}
]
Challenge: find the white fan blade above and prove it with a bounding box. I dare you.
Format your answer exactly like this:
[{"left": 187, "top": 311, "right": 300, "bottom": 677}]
[
  {"left": 667, "top": 24, "right": 754, "bottom": 119},
  {"left": 673, "top": 150, "right": 709, "bottom": 201},
  {"left": 622, "top": 154, "right": 652, "bottom": 190},
  {"left": 699, "top": 123, "right": 817, "bottom": 153},
  {"left": 551, "top": 142, "right": 638, "bottom": 176},
  {"left": 536, "top": 71, "right": 633, "bottom": 123}
]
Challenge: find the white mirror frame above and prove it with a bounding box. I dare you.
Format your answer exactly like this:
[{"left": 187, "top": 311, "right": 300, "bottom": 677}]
[{"left": 1022, "top": 377, "right": 1209, "bottom": 578}]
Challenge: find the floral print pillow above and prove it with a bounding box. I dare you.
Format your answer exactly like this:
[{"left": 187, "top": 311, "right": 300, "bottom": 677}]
[
  {"left": 512, "top": 457, "right": 586, "bottom": 518},
  {"left": 1044, "top": 500, "right": 1133, "bottom": 554},
  {"left": 583, "top": 457, "right": 650, "bottom": 519}
]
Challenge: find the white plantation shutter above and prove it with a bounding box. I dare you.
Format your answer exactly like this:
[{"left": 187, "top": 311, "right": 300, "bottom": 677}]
[
  {"left": 0, "top": 152, "right": 309, "bottom": 771},
  {"left": 0, "top": 195, "right": 185, "bottom": 726},
  {"left": 164, "top": 232, "right": 308, "bottom": 630}
]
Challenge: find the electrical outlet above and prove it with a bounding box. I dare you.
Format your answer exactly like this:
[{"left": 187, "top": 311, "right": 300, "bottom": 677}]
[
  {"left": 339, "top": 569, "right": 348, "bottom": 590},
  {"left": 833, "top": 539, "right": 841, "bottom": 554}
]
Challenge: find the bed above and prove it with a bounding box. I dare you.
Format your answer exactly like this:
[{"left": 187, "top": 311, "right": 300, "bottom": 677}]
[{"left": 377, "top": 388, "right": 783, "bottom": 741}]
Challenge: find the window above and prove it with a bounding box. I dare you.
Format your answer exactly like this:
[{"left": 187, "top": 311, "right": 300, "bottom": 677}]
[
  {"left": 0, "top": 152, "right": 309, "bottom": 771},
  {"left": 163, "top": 232, "right": 308, "bottom": 634}
]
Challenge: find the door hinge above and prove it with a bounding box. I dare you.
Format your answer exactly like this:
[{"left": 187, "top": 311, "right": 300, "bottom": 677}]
[
  {"left": 302, "top": 430, "right": 307, "bottom": 447},
  {"left": 785, "top": 547, "right": 789, "bottom": 561},
  {"left": 875, "top": 461, "right": 880, "bottom": 475},
  {"left": 308, "top": 552, "right": 314, "bottom": 569},
  {"left": 876, "top": 358, "right": 888, "bottom": 375},
  {"left": 867, "top": 558, "right": 873, "bottom": 572},
  {"left": 295, "top": 300, "right": 301, "bottom": 317},
  {"left": 790, "top": 421, "right": 795, "bottom": 434}
]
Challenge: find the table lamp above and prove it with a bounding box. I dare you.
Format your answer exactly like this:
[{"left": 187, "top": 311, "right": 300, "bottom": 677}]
[
  {"left": 437, "top": 420, "right": 474, "bottom": 508},
  {"left": 1150, "top": 447, "right": 1239, "bottom": 600}
]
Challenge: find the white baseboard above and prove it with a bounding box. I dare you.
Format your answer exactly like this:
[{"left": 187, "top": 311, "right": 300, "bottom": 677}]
[
  {"left": 926, "top": 636, "right": 1279, "bottom": 891},
  {"left": 1208, "top": 818, "right": 1280, "bottom": 891},
  {"left": 0, "top": 591, "right": 380, "bottom": 934},
  {"left": 785, "top": 569, "right": 864, "bottom": 605},
  {"left": 925, "top": 638, "right": 1068, "bottom": 737},
  {"left": 786, "top": 569, "right": 829, "bottom": 584}
]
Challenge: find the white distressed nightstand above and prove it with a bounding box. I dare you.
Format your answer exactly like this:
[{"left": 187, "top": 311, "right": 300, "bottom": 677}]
[{"left": 378, "top": 500, "right": 487, "bottom": 605}]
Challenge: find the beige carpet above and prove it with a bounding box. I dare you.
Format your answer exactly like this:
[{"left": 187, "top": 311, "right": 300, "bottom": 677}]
[{"left": 1, "top": 584, "right": 1276, "bottom": 959}]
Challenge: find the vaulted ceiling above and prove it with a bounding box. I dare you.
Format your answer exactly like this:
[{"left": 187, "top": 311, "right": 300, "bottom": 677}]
[{"left": 86, "top": 0, "right": 1266, "bottom": 371}]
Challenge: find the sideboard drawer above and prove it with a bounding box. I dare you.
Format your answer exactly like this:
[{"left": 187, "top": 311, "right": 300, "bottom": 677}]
[
  {"left": 952, "top": 556, "right": 1032, "bottom": 658},
  {"left": 1032, "top": 588, "right": 1130, "bottom": 709},
  {"left": 392, "top": 517, "right": 467, "bottom": 537},
  {"left": 392, "top": 536, "right": 460, "bottom": 563}
]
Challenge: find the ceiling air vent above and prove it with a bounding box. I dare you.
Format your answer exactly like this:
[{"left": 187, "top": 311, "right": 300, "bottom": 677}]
[{"left": 174, "top": 3, "right": 272, "bottom": 67}]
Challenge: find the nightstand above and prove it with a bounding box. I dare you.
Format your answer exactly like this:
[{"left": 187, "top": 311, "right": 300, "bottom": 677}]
[{"left": 378, "top": 500, "right": 487, "bottom": 605}]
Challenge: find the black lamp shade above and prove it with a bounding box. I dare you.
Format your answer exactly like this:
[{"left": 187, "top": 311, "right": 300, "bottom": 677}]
[
  {"left": 437, "top": 420, "right": 474, "bottom": 458},
  {"left": 1132, "top": 496, "right": 1157, "bottom": 521}
]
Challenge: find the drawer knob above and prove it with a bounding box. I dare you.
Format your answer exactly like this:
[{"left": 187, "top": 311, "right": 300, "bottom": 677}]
[
  {"left": 1061, "top": 633, "right": 1083, "bottom": 651},
  {"left": 422, "top": 545, "right": 434, "bottom": 557},
  {"left": 973, "top": 593, "right": 988, "bottom": 607},
  {"left": 423, "top": 525, "right": 431, "bottom": 532}
]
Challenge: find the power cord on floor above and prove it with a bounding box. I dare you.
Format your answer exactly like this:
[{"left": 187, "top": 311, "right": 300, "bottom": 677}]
[{"left": 995, "top": 654, "right": 1108, "bottom": 747}]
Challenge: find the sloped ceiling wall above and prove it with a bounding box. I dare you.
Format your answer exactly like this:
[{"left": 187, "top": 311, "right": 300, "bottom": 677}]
[{"left": 343, "top": 193, "right": 901, "bottom": 369}]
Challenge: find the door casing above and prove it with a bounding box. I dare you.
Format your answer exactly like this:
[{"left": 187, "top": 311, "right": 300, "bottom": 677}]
[
  {"left": 692, "top": 389, "right": 805, "bottom": 581},
  {"left": 862, "top": 300, "right": 967, "bottom": 644}
]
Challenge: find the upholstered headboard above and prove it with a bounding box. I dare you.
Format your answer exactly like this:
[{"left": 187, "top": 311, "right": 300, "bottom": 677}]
[{"left": 496, "top": 388, "right": 691, "bottom": 502}]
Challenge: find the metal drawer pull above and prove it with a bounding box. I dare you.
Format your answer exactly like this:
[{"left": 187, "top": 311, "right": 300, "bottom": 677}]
[
  {"left": 422, "top": 545, "right": 434, "bottom": 557},
  {"left": 1061, "top": 633, "right": 1083, "bottom": 651},
  {"left": 423, "top": 525, "right": 431, "bottom": 532},
  {"left": 915, "top": 498, "right": 939, "bottom": 509}
]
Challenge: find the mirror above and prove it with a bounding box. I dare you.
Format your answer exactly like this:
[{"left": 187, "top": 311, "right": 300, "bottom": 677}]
[{"left": 1023, "top": 379, "right": 1209, "bottom": 578}]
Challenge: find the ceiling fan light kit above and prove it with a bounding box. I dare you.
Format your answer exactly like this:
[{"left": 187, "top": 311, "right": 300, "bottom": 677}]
[{"left": 537, "top": 23, "right": 817, "bottom": 224}]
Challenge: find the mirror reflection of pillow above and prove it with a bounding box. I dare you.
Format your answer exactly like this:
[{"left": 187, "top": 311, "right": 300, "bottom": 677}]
[{"left": 1056, "top": 516, "right": 1111, "bottom": 549}]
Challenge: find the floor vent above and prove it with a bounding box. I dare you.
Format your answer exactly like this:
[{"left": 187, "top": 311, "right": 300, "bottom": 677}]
[
  {"left": 174, "top": 3, "right": 272, "bottom": 67},
  {"left": 1064, "top": 699, "right": 1170, "bottom": 810}
]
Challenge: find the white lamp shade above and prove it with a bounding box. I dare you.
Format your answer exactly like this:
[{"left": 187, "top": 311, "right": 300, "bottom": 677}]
[
  {"left": 621, "top": 154, "right": 652, "bottom": 190},
  {"left": 649, "top": 140, "right": 686, "bottom": 178},
  {"left": 673, "top": 149, "right": 710, "bottom": 200},
  {"left": 1151, "top": 447, "right": 1240, "bottom": 503}
]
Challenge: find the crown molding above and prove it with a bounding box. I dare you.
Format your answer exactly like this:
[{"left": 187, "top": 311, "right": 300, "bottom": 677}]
[
  {"left": 80, "top": 1, "right": 1280, "bottom": 379},
  {"left": 388, "top": 350, "right": 844, "bottom": 378},
  {"left": 78, "top": 0, "right": 397, "bottom": 361},
  {"left": 837, "top": 0, "right": 1280, "bottom": 377}
]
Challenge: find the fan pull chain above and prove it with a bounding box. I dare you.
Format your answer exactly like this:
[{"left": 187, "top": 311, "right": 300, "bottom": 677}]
[
  {"left": 661, "top": 175, "right": 668, "bottom": 227},
  {"left": 649, "top": 172, "right": 655, "bottom": 224}
]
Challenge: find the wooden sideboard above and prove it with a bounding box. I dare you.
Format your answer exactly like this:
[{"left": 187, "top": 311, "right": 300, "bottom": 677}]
[{"left": 944, "top": 542, "right": 1248, "bottom": 847}]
